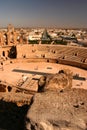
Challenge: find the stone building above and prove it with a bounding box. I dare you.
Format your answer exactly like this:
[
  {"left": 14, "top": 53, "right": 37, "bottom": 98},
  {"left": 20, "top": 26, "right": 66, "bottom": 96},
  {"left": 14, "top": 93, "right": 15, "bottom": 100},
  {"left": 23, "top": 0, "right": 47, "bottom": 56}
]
[
  {"left": 7, "top": 24, "right": 15, "bottom": 45},
  {"left": 0, "top": 32, "right": 4, "bottom": 46}
]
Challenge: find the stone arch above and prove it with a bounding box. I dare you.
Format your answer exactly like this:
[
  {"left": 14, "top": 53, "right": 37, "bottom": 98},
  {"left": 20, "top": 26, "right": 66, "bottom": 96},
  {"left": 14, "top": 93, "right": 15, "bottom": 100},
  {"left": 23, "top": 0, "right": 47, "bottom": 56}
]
[
  {"left": 41, "top": 54, "right": 45, "bottom": 58},
  {"left": 2, "top": 51, "right": 5, "bottom": 57},
  {"left": 8, "top": 46, "right": 17, "bottom": 58},
  {"left": 56, "top": 60, "right": 59, "bottom": 63},
  {"left": 47, "top": 59, "right": 49, "bottom": 62},
  {"left": 81, "top": 58, "right": 86, "bottom": 63},
  {"left": 75, "top": 53, "right": 78, "bottom": 56},
  {"left": 7, "top": 86, "right": 12, "bottom": 92}
]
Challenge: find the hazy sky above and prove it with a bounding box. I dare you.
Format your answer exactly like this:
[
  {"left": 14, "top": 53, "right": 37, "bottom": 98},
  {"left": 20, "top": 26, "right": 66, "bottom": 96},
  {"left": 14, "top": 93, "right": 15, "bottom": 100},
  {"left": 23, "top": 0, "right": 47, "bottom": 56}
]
[{"left": 0, "top": 0, "right": 87, "bottom": 28}]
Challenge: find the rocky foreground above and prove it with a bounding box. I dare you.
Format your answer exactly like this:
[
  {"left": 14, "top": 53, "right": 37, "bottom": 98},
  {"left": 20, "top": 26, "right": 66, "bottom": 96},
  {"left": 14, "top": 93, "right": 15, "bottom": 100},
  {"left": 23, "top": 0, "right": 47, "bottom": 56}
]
[
  {"left": 26, "top": 88, "right": 87, "bottom": 130},
  {"left": 0, "top": 69, "right": 87, "bottom": 130}
]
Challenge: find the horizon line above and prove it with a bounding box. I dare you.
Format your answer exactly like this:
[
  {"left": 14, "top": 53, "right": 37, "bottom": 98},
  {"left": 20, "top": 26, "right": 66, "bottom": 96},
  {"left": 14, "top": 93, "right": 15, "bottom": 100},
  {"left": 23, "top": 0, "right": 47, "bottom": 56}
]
[{"left": 0, "top": 25, "right": 87, "bottom": 30}]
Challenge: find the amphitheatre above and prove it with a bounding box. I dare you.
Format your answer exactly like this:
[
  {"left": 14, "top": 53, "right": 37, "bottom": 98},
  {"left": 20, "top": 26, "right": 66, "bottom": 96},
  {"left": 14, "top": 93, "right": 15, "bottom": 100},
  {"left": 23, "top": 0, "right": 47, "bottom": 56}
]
[{"left": 0, "top": 25, "right": 87, "bottom": 130}]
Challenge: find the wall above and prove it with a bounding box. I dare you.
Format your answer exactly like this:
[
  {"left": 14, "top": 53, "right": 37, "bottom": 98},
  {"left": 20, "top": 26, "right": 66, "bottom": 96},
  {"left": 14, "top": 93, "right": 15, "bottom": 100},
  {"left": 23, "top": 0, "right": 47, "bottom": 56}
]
[{"left": 0, "top": 44, "right": 87, "bottom": 70}]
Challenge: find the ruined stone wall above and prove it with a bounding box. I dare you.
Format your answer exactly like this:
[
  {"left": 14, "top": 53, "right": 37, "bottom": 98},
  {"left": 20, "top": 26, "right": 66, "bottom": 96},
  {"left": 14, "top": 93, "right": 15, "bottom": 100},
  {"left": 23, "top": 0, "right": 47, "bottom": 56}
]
[{"left": 0, "top": 46, "right": 11, "bottom": 59}]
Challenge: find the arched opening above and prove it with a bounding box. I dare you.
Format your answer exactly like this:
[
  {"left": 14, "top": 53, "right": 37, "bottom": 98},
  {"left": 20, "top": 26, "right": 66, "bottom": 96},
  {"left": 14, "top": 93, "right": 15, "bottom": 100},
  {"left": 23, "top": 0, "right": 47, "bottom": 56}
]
[
  {"left": 10, "top": 61, "right": 13, "bottom": 64},
  {"left": 62, "top": 56, "right": 65, "bottom": 59},
  {"left": 7, "top": 86, "right": 12, "bottom": 92},
  {"left": 41, "top": 54, "right": 45, "bottom": 58},
  {"left": 23, "top": 55, "right": 26, "bottom": 58},
  {"left": 53, "top": 50, "right": 56, "bottom": 53},
  {"left": 2, "top": 51, "right": 5, "bottom": 57},
  {"left": 81, "top": 58, "right": 86, "bottom": 63},
  {"left": 47, "top": 59, "right": 49, "bottom": 62},
  {"left": 75, "top": 53, "right": 78, "bottom": 56},
  {"left": 56, "top": 60, "right": 59, "bottom": 63},
  {"left": 8, "top": 46, "right": 17, "bottom": 59},
  {"left": 32, "top": 50, "right": 36, "bottom": 53},
  {"left": 0, "top": 84, "right": 6, "bottom": 92},
  {"left": 1, "top": 62, "right": 3, "bottom": 66}
]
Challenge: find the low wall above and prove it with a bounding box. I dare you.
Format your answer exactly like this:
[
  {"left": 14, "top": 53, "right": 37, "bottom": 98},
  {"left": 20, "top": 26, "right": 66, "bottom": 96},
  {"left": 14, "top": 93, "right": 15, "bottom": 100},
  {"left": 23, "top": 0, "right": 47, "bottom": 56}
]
[{"left": 58, "top": 59, "right": 87, "bottom": 70}]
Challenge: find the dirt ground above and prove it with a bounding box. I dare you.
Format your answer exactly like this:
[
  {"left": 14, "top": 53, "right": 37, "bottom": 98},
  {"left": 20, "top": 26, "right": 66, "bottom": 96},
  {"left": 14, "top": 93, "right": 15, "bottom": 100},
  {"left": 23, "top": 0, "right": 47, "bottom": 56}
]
[{"left": 0, "top": 62, "right": 87, "bottom": 89}]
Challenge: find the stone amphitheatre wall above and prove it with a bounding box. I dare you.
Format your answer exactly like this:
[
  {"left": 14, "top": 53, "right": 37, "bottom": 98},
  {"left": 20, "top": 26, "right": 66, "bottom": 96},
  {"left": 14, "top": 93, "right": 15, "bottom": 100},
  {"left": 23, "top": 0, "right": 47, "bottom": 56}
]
[
  {"left": 17, "top": 44, "right": 87, "bottom": 59},
  {"left": 16, "top": 44, "right": 87, "bottom": 69},
  {"left": 0, "top": 44, "right": 87, "bottom": 69}
]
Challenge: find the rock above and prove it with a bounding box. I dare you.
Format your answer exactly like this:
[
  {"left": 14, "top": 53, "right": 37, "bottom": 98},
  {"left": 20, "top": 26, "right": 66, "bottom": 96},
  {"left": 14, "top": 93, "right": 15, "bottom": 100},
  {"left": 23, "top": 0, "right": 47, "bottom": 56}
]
[
  {"left": 38, "top": 75, "right": 47, "bottom": 92},
  {"left": 25, "top": 88, "right": 87, "bottom": 130},
  {"left": 38, "top": 69, "right": 73, "bottom": 92}
]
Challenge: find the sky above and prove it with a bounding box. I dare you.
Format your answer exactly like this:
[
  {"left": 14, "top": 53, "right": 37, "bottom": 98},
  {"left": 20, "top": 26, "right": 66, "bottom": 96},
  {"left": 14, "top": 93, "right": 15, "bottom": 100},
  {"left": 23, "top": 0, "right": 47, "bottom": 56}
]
[{"left": 0, "top": 0, "right": 87, "bottom": 28}]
